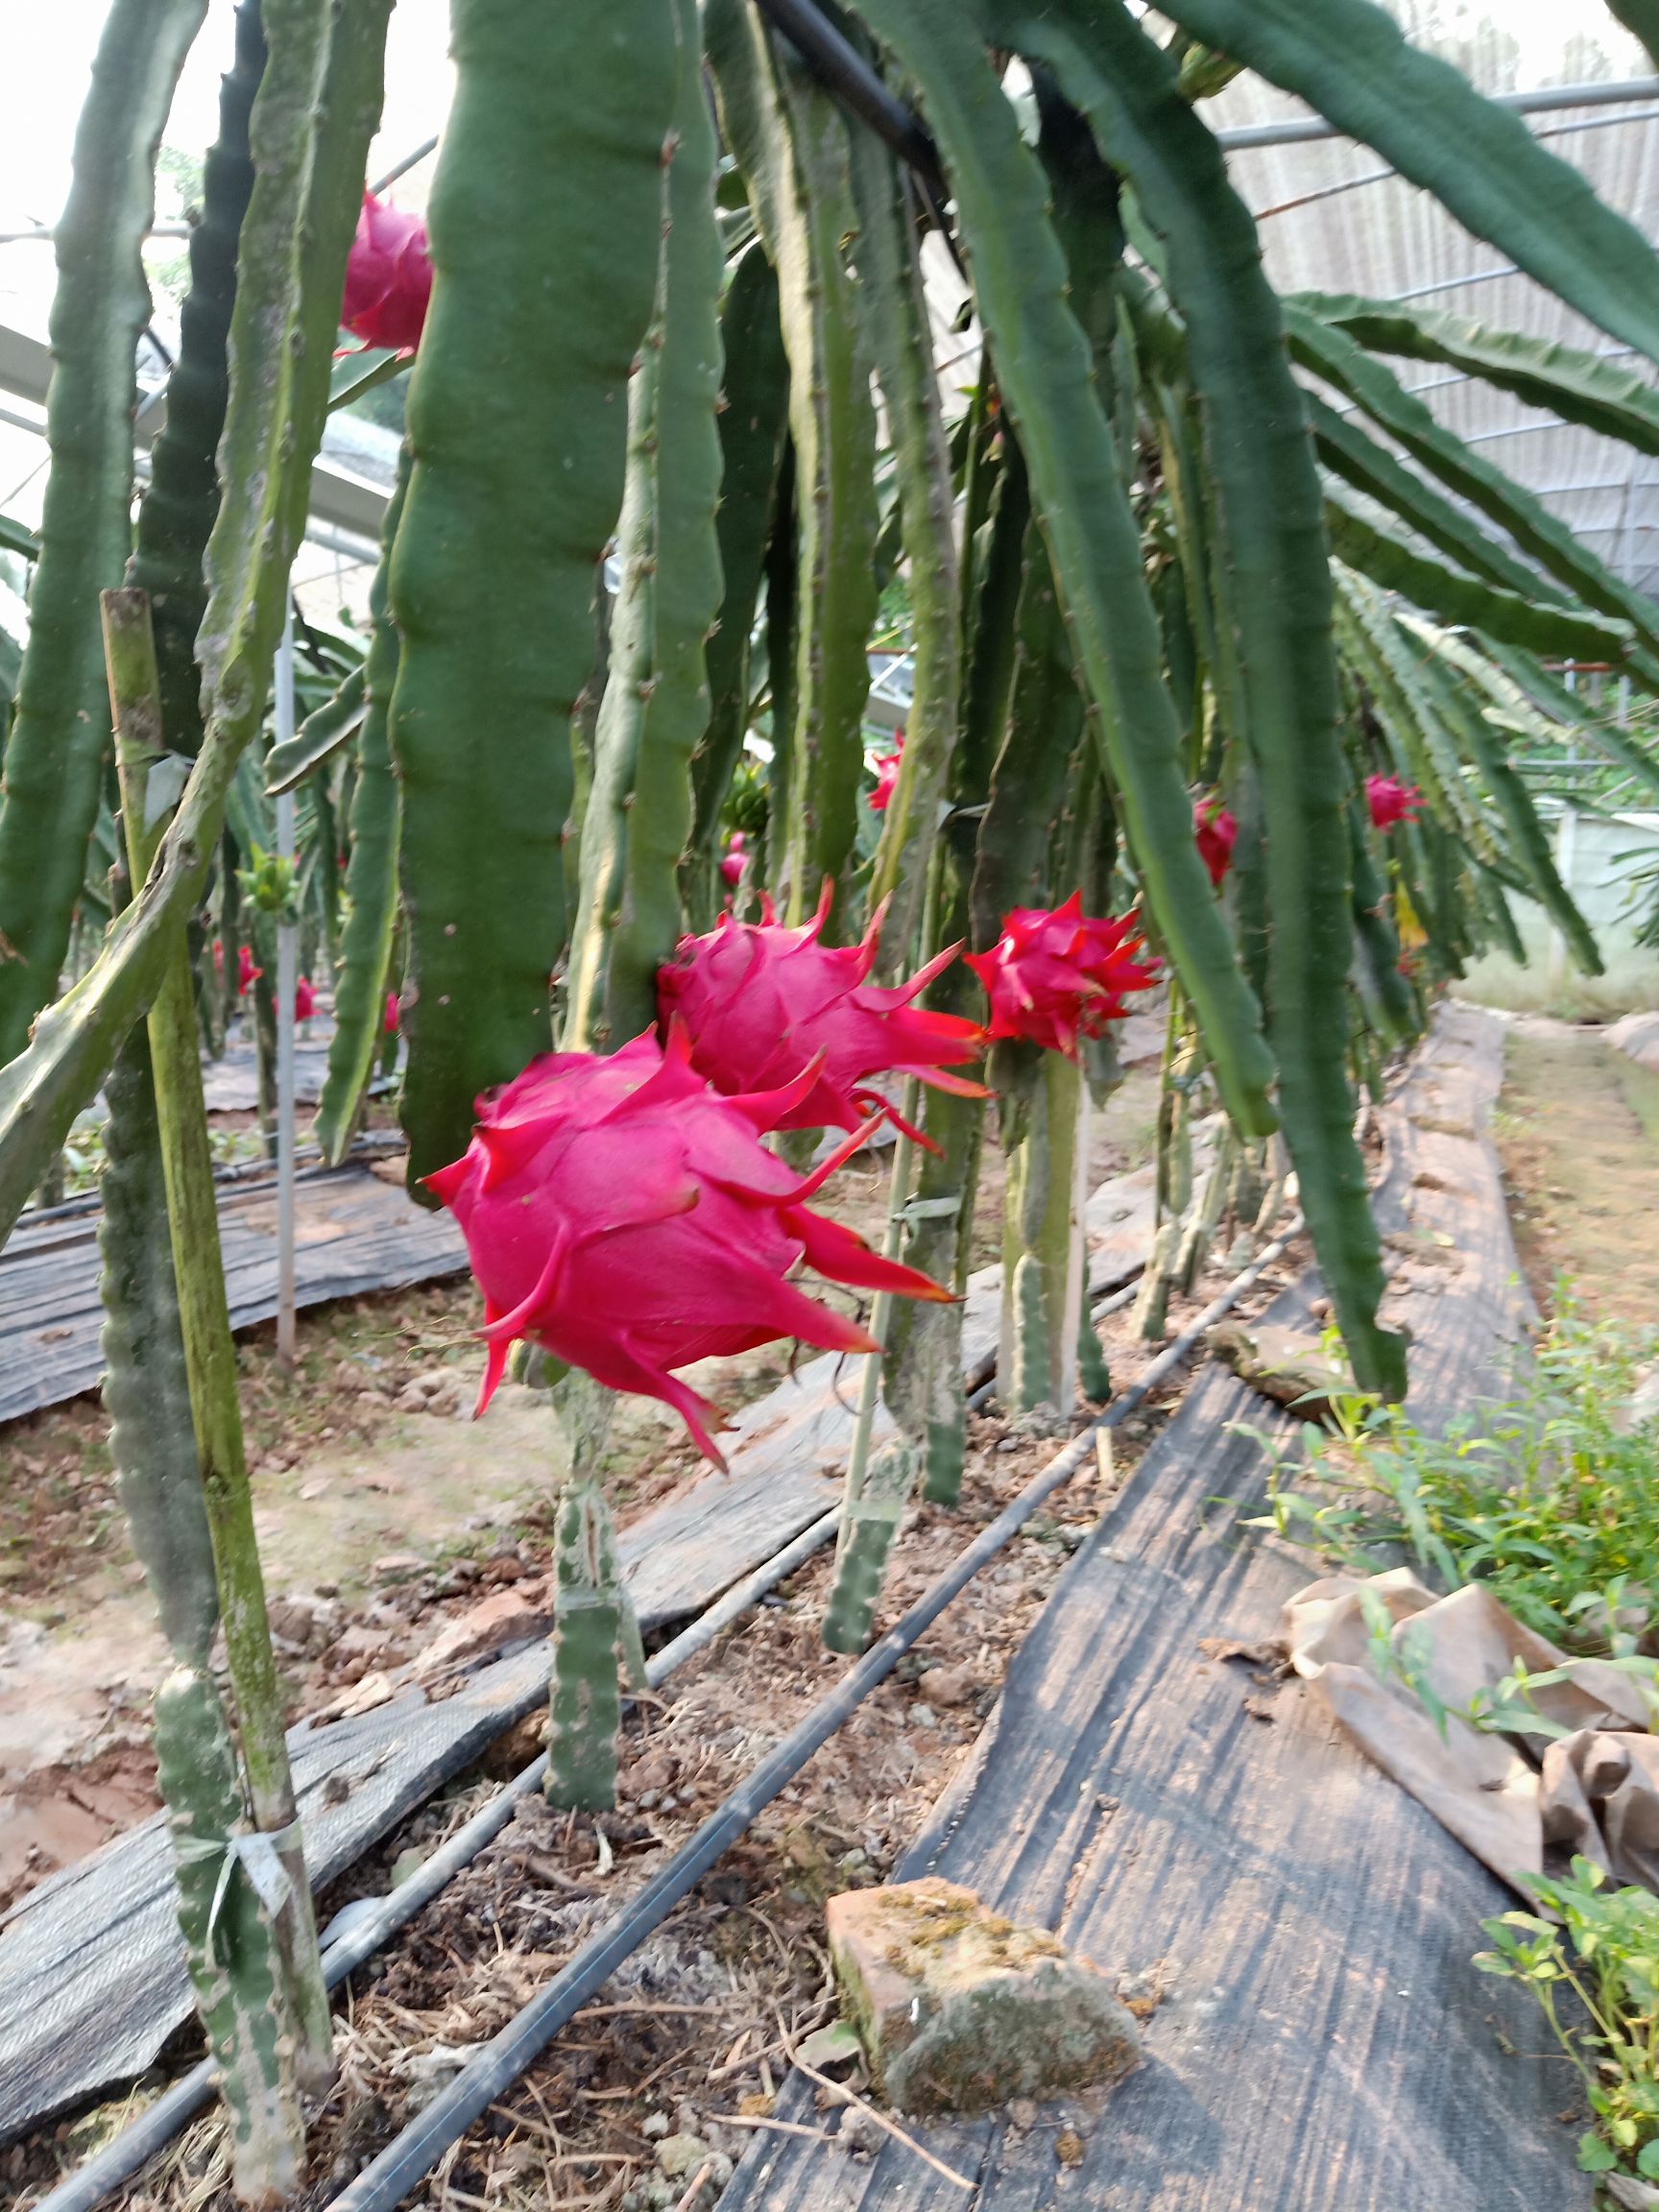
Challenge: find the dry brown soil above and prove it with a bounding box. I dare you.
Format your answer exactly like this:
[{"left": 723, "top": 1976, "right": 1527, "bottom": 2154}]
[{"left": 1493, "top": 1016, "right": 1659, "bottom": 1329}]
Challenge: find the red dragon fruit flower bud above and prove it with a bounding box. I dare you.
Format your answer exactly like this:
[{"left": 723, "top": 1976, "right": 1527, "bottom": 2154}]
[
  {"left": 868, "top": 738, "right": 903, "bottom": 814},
  {"left": 341, "top": 192, "right": 433, "bottom": 353},
  {"left": 657, "top": 883, "right": 986, "bottom": 1142},
  {"left": 1365, "top": 774, "right": 1424, "bottom": 831},
  {"left": 966, "top": 892, "right": 1159, "bottom": 1059},
  {"left": 425, "top": 1025, "right": 951, "bottom": 1465},
  {"left": 1193, "top": 796, "right": 1238, "bottom": 889},
  {"left": 385, "top": 991, "right": 400, "bottom": 1036},
  {"left": 719, "top": 830, "right": 747, "bottom": 890},
  {"left": 237, "top": 943, "right": 262, "bottom": 998},
  {"left": 294, "top": 974, "right": 316, "bottom": 1022}
]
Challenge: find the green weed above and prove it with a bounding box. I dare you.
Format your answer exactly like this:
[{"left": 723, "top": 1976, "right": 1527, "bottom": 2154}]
[
  {"left": 1478, "top": 1860, "right": 1659, "bottom": 2182},
  {"left": 1240, "top": 1303, "right": 1659, "bottom": 1658}
]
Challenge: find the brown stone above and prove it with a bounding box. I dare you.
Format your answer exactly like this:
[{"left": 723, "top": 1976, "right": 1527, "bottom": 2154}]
[
  {"left": 923, "top": 1664, "right": 975, "bottom": 1708},
  {"left": 412, "top": 1586, "right": 554, "bottom": 1684},
  {"left": 825, "top": 1877, "right": 1140, "bottom": 2114}
]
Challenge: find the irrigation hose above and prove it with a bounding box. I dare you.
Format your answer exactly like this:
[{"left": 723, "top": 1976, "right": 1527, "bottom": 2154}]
[
  {"left": 44, "top": 1215, "right": 1301, "bottom": 2212},
  {"left": 324, "top": 1217, "right": 1304, "bottom": 2212}
]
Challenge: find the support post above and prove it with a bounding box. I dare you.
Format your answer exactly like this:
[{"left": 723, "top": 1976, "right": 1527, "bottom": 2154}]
[{"left": 274, "top": 605, "right": 297, "bottom": 1366}]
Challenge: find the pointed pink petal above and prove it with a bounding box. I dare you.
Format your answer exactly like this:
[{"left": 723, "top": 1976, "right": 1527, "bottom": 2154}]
[{"left": 787, "top": 1205, "right": 954, "bottom": 1303}]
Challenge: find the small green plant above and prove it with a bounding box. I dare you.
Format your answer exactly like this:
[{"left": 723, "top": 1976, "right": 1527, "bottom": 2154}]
[
  {"left": 1241, "top": 1303, "right": 1659, "bottom": 1657},
  {"left": 1478, "top": 1858, "right": 1659, "bottom": 2182}
]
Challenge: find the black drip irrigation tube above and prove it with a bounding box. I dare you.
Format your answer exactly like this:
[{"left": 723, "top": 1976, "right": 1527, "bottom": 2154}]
[{"left": 44, "top": 1214, "right": 1302, "bottom": 2212}]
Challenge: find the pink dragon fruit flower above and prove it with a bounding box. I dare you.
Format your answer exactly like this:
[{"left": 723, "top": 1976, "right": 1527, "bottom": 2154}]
[
  {"left": 868, "top": 738, "right": 903, "bottom": 814},
  {"left": 966, "top": 892, "right": 1159, "bottom": 1059},
  {"left": 425, "top": 1025, "right": 950, "bottom": 1464},
  {"left": 657, "top": 883, "right": 985, "bottom": 1142},
  {"left": 1366, "top": 774, "right": 1424, "bottom": 831},
  {"left": 1193, "top": 796, "right": 1238, "bottom": 889},
  {"left": 341, "top": 193, "right": 432, "bottom": 352}
]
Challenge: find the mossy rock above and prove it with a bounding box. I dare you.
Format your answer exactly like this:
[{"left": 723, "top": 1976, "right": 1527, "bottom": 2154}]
[{"left": 826, "top": 1876, "right": 1140, "bottom": 2114}]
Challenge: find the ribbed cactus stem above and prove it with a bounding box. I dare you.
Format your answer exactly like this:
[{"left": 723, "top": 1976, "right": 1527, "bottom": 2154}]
[
  {"left": 821, "top": 1098, "right": 919, "bottom": 1653},
  {"left": 885, "top": 1086, "right": 981, "bottom": 1508},
  {"left": 821, "top": 1438, "right": 919, "bottom": 1654},
  {"left": 1077, "top": 1296, "right": 1112, "bottom": 1403},
  {"left": 103, "top": 587, "right": 333, "bottom": 2097},
  {"left": 544, "top": 1371, "right": 631, "bottom": 1813},
  {"left": 155, "top": 1667, "right": 302, "bottom": 2209},
  {"left": 1132, "top": 1218, "right": 1180, "bottom": 1342},
  {"left": 998, "top": 1048, "right": 1084, "bottom": 1416},
  {"left": 100, "top": 1020, "right": 219, "bottom": 1666},
  {"left": 1175, "top": 1126, "right": 1235, "bottom": 1297},
  {"left": 545, "top": 1477, "right": 626, "bottom": 1814}
]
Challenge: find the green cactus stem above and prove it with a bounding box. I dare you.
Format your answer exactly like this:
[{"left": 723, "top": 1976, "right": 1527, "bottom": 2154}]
[
  {"left": 0, "top": 0, "right": 206, "bottom": 1068},
  {"left": 155, "top": 1667, "right": 302, "bottom": 2209},
  {"left": 390, "top": 0, "right": 678, "bottom": 1183},
  {"left": 708, "top": 0, "right": 878, "bottom": 934},
  {"left": 104, "top": 588, "right": 332, "bottom": 2096},
  {"left": 128, "top": 0, "right": 265, "bottom": 758},
  {"left": 685, "top": 243, "right": 790, "bottom": 920},
  {"left": 100, "top": 1021, "right": 219, "bottom": 1666},
  {"left": 314, "top": 445, "right": 410, "bottom": 1163},
  {"left": 1174, "top": 1127, "right": 1233, "bottom": 1298},
  {"left": 0, "top": 0, "right": 392, "bottom": 1248},
  {"left": 998, "top": 1046, "right": 1085, "bottom": 1417},
  {"left": 878, "top": 403, "right": 1021, "bottom": 1510},
  {"left": 1077, "top": 1296, "right": 1111, "bottom": 1404},
  {"left": 851, "top": 132, "right": 961, "bottom": 969},
  {"left": 822, "top": 1091, "right": 922, "bottom": 1652},
  {"left": 822, "top": 1437, "right": 919, "bottom": 1655},
  {"left": 566, "top": 11, "right": 724, "bottom": 1049},
  {"left": 543, "top": 1372, "right": 641, "bottom": 1813}
]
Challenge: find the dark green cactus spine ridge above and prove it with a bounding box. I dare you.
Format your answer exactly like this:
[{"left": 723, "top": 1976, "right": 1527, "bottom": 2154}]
[{"left": 130, "top": 0, "right": 266, "bottom": 759}]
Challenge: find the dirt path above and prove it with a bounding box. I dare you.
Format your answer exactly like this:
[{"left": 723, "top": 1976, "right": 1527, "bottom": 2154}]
[{"left": 1492, "top": 1014, "right": 1659, "bottom": 1327}]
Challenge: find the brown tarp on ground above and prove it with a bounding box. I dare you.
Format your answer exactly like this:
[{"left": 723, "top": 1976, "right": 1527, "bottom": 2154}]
[{"left": 715, "top": 1003, "right": 1590, "bottom": 2212}]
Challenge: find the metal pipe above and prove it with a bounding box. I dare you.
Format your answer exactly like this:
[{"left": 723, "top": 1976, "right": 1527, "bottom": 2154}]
[
  {"left": 1215, "top": 75, "right": 1659, "bottom": 152},
  {"left": 753, "top": 0, "right": 948, "bottom": 207}
]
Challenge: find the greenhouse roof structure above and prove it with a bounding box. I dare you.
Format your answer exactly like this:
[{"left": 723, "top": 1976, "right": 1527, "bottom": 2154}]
[{"left": 0, "top": 5, "right": 1657, "bottom": 605}]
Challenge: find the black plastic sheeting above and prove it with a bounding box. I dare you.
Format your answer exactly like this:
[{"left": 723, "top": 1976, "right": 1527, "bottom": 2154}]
[
  {"left": 716, "top": 1006, "right": 1589, "bottom": 2212},
  {"left": 0, "top": 1164, "right": 468, "bottom": 1425}
]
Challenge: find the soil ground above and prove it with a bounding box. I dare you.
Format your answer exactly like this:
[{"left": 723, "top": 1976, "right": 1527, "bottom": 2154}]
[{"left": 1491, "top": 1014, "right": 1659, "bottom": 1329}]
